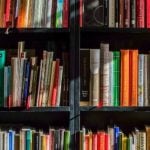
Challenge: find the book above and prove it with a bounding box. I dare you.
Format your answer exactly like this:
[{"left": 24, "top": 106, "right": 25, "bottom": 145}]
[
  {"left": 0, "top": 50, "right": 6, "bottom": 107},
  {"left": 80, "top": 49, "right": 90, "bottom": 106},
  {"left": 83, "top": 0, "right": 104, "bottom": 27},
  {"left": 90, "top": 49, "right": 100, "bottom": 106}
]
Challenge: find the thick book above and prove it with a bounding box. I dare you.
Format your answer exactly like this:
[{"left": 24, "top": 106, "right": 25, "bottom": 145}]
[
  {"left": 90, "top": 49, "right": 100, "bottom": 106},
  {"left": 131, "top": 0, "right": 136, "bottom": 28},
  {"left": 129, "top": 50, "right": 138, "bottom": 106},
  {"left": 124, "top": 0, "right": 130, "bottom": 27},
  {"left": 0, "top": 0, "right": 5, "bottom": 27},
  {"left": 146, "top": 0, "right": 150, "bottom": 28},
  {"left": 120, "top": 50, "right": 129, "bottom": 106},
  {"left": 83, "top": 0, "right": 104, "bottom": 27},
  {"left": 108, "top": 0, "right": 115, "bottom": 27},
  {"left": 63, "top": 0, "right": 69, "bottom": 27},
  {"left": 80, "top": 49, "right": 90, "bottom": 106},
  {"left": 100, "top": 43, "right": 110, "bottom": 106}
]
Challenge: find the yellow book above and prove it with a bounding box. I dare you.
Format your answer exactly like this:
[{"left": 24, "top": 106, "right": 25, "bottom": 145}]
[
  {"left": 122, "top": 134, "right": 127, "bottom": 150},
  {"left": 89, "top": 131, "right": 92, "bottom": 150},
  {"left": 41, "top": 135, "right": 47, "bottom": 150}
]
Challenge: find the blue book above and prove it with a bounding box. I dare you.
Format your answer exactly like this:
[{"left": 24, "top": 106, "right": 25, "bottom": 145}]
[
  {"left": 4, "top": 67, "right": 8, "bottom": 107},
  {"left": 9, "top": 130, "right": 15, "bottom": 150},
  {"left": 0, "top": 50, "right": 6, "bottom": 107},
  {"left": 26, "top": 129, "right": 31, "bottom": 150},
  {"left": 56, "top": 0, "right": 64, "bottom": 27},
  {"left": 23, "top": 62, "right": 31, "bottom": 106},
  {"left": 114, "top": 126, "right": 120, "bottom": 150}
]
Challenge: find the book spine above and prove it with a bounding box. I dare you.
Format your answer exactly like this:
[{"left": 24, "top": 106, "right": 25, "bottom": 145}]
[
  {"left": 114, "top": 126, "right": 120, "bottom": 150},
  {"left": 51, "top": 59, "right": 60, "bottom": 106},
  {"left": 56, "top": 66, "right": 63, "bottom": 106},
  {"left": 79, "top": 0, "right": 83, "bottom": 27},
  {"left": 0, "top": 0, "right": 5, "bottom": 27},
  {"left": 63, "top": 131, "right": 70, "bottom": 150},
  {"left": 144, "top": 55, "right": 148, "bottom": 106},
  {"left": 51, "top": 0, "right": 57, "bottom": 28},
  {"left": 0, "top": 51, "right": 5, "bottom": 107},
  {"left": 115, "top": 0, "right": 119, "bottom": 27},
  {"left": 119, "top": 0, "right": 124, "bottom": 27},
  {"left": 4, "top": 67, "right": 8, "bottom": 107},
  {"left": 130, "top": 50, "right": 138, "bottom": 106},
  {"left": 46, "top": 0, "right": 53, "bottom": 27},
  {"left": 124, "top": 0, "right": 130, "bottom": 27},
  {"left": 90, "top": 49, "right": 100, "bottom": 106},
  {"left": 104, "top": 0, "right": 108, "bottom": 27},
  {"left": 138, "top": 55, "right": 144, "bottom": 106},
  {"left": 63, "top": 0, "right": 69, "bottom": 28},
  {"left": 109, "top": 52, "right": 113, "bottom": 106},
  {"left": 56, "top": 0, "right": 64, "bottom": 28},
  {"left": 112, "top": 51, "right": 120, "bottom": 106},
  {"left": 120, "top": 50, "right": 130, "bottom": 106},
  {"left": 131, "top": 0, "right": 136, "bottom": 28},
  {"left": 109, "top": 0, "right": 115, "bottom": 27},
  {"left": 146, "top": 0, "right": 150, "bottom": 28},
  {"left": 100, "top": 43, "right": 110, "bottom": 106},
  {"left": 80, "top": 49, "right": 90, "bottom": 106},
  {"left": 136, "top": 0, "right": 145, "bottom": 28}
]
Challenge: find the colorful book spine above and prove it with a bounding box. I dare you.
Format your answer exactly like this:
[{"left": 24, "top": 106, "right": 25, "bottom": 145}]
[
  {"left": 130, "top": 50, "right": 138, "bottom": 106},
  {"left": 112, "top": 51, "right": 120, "bottom": 106},
  {"left": 120, "top": 50, "right": 130, "bottom": 106},
  {"left": 0, "top": 50, "right": 6, "bottom": 107},
  {"left": 56, "top": 0, "right": 64, "bottom": 28}
]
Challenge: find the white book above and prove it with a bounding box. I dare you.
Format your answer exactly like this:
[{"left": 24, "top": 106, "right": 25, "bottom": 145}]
[
  {"left": 3, "top": 132, "right": 7, "bottom": 150},
  {"left": 108, "top": 127, "right": 114, "bottom": 150},
  {"left": 90, "top": 49, "right": 100, "bottom": 106},
  {"left": 139, "top": 131, "right": 146, "bottom": 150},
  {"left": 109, "top": 0, "right": 115, "bottom": 27},
  {"left": 138, "top": 54, "right": 144, "bottom": 106},
  {"left": 100, "top": 43, "right": 110, "bottom": 106},
  {"left": 46, "top": 0, "right": 53, "bottom": 27}
]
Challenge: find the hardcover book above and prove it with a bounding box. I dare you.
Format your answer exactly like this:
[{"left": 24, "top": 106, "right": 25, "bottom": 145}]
[{"left": 84, "top": 0, "right": 104, "bottom": 27}]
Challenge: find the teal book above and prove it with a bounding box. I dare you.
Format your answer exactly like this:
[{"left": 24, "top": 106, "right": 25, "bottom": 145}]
[
  {"left": 56, "top": 0, "right": 64, "bottom": 28},
  {"left": 63, "top": 130, "right": 70, "bottom": 150},
  {"left": 0, "top": 50, "right": 6, "bottom": 107},
  {"left": 112, "top": 51, "right": 120, "bottom": 106},
  {"left": 26, "top": 129, "right": 31, "bottom": 150}
]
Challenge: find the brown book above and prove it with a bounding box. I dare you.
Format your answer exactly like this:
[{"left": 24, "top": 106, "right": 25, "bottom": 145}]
[
  {"left": 124, "top": 0, "right": 130, "bottom": 27},
  {"left": 51, "top": 0, "right": 57, "bottom": 28},
  {"left": 0, "top": 0, "right": 5, "bottom": 27},
  {"left": 119, "top": 0, "right": 124, "bottom": 27}
]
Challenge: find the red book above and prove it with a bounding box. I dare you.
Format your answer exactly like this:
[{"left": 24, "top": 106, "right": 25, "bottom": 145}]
[
  {"left": 5, "top": 0, "right": 11, "bottom": 27},
  {"left": 97, "top": 132, "right": 105, "bottom": 150},
  {"left": 105, "top": 133, "right": 110, "bottom": 150},
  {"left": 79, "top": 0, "right": 83, "bottom": 27},
  {"left": 51, "top": 59, "right": 60, "bottom": 106},
  {"left": 63, "top": 0, "right": 69, "bottom": 28},
  {"left": 136, "top": 0, "right": 145, "bottom": 27},
  {"left": 146, "top": 0, "right": 150, "bottom": 28},
  {"left": 85, "top": 135, "right": 90, "bottom": 150},
  {"left": 92, "top": 134, "right": 97, "bottom": 150}
]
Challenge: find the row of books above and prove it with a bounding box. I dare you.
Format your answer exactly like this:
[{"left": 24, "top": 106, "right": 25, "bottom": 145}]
[
  {"left": 79, "top": 0, "right": 150, "bottom": 28},
  {"left": 0, "top": 41, "right": 69, "bottom": 108},
  {"left": 0, "top": 127, "right": 70, "bottom": 150},
  {"left": 80, "top": 43, "right": 149, "bottom": 107},
  {"left": 0, "top": 0, "right": 69, "bottom": 28},
  {"left": 78, "top": 126, "right": 150, "bottom": 150}
]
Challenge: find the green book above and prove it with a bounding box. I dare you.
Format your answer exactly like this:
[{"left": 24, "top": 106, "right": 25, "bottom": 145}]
[
  {"left": 0, "top": 50, "right": 6, "bottom": 107},
  {"left": 26, "top": 129, "right": 32, "bottom": 150},
  {"left": 112, "top": 51, "right": 120, "bottom": 106},
  {"left": 63, "top": 130, "right": 70, "bottom": 150}
]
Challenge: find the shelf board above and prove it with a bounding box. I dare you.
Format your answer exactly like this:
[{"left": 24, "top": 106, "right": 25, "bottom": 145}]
[
  {"left": 81, "top": 27, "right": 150, "bottom": 34},
  {"left": 0, "top": 28, "right": 70, "bottom": 34},
  {"left": 0, "top": 106, "right": 70, "bottom": 112},
  {"left": 80, "top": 106, "right": 150, "bottom": 112}
]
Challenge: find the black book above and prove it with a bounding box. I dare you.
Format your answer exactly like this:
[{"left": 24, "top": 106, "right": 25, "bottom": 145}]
[{"left": 84, "top": 0, "right": 104, "bottom": 27}]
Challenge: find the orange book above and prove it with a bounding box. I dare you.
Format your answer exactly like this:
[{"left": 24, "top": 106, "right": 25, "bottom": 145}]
[
  {"left": 97, "top": 131, "right": 105, "bottom": 150},
  {"left": 129, "top": 50, "right": 138, "bottom": 106},
  {"left": 120, "top": 50, "right": 130, "bottom": 106},
  {"left": 85, "top": 134, "right": 90, "bottom": 150}
]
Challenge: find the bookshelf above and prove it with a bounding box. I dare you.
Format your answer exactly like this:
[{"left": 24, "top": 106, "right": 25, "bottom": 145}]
[
  {"left": 0, "top": 0, "right": 75, "bottom": 149},
  {"left": 75, "top": 0, "right": 150, "bottom": 149}
]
